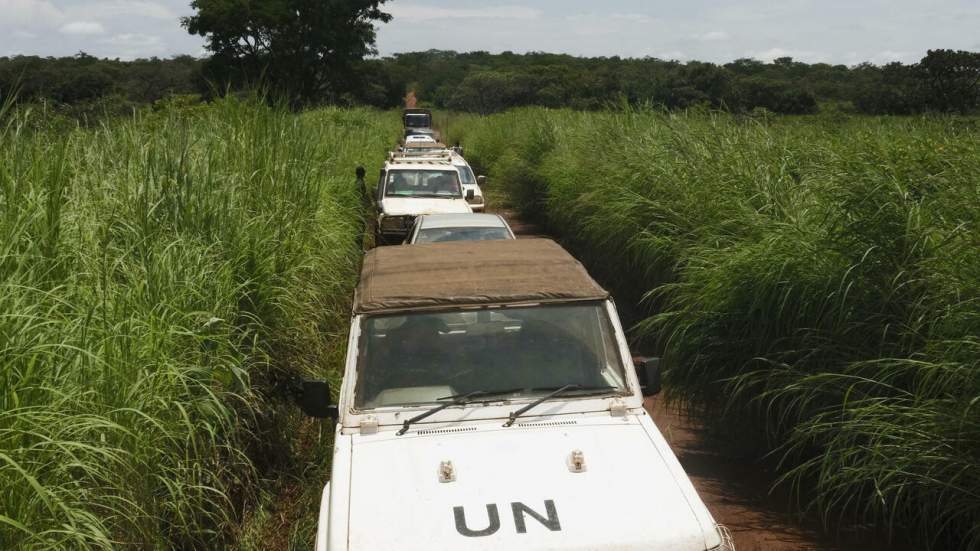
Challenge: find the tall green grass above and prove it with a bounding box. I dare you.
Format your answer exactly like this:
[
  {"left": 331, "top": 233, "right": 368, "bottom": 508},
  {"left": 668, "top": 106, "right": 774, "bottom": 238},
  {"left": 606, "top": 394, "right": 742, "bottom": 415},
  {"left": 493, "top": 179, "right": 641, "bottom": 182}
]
[
  {"left": 0, "top": 97, "right": 397, "bottom": 548},
  {"left": 449, "top": 108, "right": 980, "bottom": 548}
]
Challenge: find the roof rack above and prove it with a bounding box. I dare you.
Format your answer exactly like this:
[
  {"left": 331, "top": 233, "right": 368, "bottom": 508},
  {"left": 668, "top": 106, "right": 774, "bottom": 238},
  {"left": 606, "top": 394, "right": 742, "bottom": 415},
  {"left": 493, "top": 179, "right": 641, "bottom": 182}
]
[{"left": 389, "top": 149, "right": 453, "bottom": 162}]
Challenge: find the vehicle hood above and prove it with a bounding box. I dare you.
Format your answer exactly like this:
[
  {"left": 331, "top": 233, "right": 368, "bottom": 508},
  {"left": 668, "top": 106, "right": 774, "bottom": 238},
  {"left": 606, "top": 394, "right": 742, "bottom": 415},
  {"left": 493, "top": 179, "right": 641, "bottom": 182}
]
[
  {"left": 382, "top": 197, "right": 472, "bottom": 216},
  {"left": 345, "top": 419, "right": 716, "bottom": 550}
]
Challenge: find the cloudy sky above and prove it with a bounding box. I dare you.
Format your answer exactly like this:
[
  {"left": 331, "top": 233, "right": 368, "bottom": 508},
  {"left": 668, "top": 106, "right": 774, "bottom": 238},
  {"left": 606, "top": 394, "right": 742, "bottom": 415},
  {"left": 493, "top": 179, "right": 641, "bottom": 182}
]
[{"left": 3, "top": 0, "right": 979, "bottom": 64}]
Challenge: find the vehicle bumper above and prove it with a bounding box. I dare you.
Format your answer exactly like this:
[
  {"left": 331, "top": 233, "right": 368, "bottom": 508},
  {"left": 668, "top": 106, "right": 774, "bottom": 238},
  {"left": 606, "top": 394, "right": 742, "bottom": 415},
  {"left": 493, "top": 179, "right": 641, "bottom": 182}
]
[{"left": 376, "top": 215, "right": 414, "bottom": 242}]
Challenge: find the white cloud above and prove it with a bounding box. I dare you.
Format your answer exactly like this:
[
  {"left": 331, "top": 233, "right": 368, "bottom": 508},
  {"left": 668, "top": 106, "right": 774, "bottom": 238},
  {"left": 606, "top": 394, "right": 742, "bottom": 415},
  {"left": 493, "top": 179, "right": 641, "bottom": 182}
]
[
  {"left": 59, "top": 21, "right": 106, "bottom": 35},
  {"left": 564, "top": 12, "right": 657, "bottom": 37},
  {"left": 388, "top": 5, "right": 541, "bottom": 22},
  {"left": 694, "top": 31, "right": 730, "bottom": 41},
  {"left": 82, "top": 1, "right": 176, "bottom": 20},
  {"left": 750, "top": 47, "right": 830, "bottom": 63},
  {"left": 100, "top": 32, "right": 165, "bottom": 58},
  {"left": 869, "top": 50, "right": 913, "bottom": 64},
  {"left": 656, "top": 51, "right": 687, "bottom": 61},
  {"left": 1, "top": 0, "right": 64, "bottom": 27},
  {"left": 607, "top": 13, "right": 655, "bottom": 25},
  {"left": 13, "top": 29, "right": 38, "bottom": 39}
]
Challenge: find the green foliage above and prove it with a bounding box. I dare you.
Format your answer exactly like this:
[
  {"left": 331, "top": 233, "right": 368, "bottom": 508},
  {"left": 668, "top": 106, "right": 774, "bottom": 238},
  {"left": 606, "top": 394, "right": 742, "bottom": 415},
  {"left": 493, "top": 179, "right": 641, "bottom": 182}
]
[
  {"left": 5, "top": 49, "right": 979, "bottom": 115},
  {"left": 0, "top": 98, "right": 398, "bottom": 548},
  {"left": 918, "top": 49, "right": 980, "bottom": 113},
  {"left": 452, "top": 108, "right": 980, "bottom": 548},
  {"left": 183, "top": 0, "right": 392, "bottom": 104},
  {"left": 0, "top": 53, "right": 202, "bottom": 109}
]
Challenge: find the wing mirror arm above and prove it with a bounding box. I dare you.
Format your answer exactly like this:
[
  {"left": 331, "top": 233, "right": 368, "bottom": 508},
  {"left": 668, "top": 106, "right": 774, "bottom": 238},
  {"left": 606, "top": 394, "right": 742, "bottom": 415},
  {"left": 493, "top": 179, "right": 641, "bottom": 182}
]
[
  {"left": 633, "top": 357, "right": 662, "bottom": 397},
  {"left": 297, "top": 379, "right": 339, "bottom": 420}
]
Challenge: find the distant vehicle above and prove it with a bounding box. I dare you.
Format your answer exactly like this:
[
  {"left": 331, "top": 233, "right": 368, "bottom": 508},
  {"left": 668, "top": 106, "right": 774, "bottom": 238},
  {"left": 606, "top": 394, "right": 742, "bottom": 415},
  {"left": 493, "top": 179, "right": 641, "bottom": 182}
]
[
  {"left": 402, "top": 108, "right": 439, "bottom": 141},
  {"left": 373, "top": 157, "right": 473, "bottom": 244},
  {"left": 404, "top": 213, "right": 515, "bottom": 244},
  {"left": 402, "top": 108, "right": 432, "bottom": 129},
  {"left": 297, "top": 239, "right": 732, "bottom": 551}
]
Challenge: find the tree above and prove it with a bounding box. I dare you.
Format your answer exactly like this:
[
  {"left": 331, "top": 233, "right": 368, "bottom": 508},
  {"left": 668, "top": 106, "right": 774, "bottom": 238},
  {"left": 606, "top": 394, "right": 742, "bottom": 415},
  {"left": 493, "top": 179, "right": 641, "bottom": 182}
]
[
  {"left": 182, "top": 0, "right": 391, "bottom": 104},
  {"left": 917, "top": 49, "right": 980, "bottom": 113}
]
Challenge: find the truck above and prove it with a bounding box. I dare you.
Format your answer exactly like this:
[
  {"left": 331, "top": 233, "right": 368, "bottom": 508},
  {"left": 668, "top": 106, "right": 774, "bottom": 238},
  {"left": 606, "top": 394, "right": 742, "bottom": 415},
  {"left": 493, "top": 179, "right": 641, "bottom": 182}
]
[
  {"left": 298, "top": 239, "right": 733, "bottom": 551},
  {"left": 373, "top": 154, "right": 474, "bottom": 244},
  {"left": 402, "top": 108, "right": 439, "bottom": 141}
]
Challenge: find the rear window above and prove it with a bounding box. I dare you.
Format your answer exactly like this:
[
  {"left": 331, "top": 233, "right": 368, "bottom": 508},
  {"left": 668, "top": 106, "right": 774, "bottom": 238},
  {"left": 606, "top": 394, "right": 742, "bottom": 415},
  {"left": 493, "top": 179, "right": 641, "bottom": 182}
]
[{"left": 416, "top": 227, "right": 512, "bottom": 243}]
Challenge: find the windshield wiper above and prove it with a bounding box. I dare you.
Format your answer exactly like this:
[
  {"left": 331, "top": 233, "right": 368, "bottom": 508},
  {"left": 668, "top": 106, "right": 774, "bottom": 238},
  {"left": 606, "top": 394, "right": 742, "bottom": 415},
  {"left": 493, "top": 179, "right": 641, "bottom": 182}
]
[
  {"left": 397, "top": 388, "right": 522, "bottom": 436},
  {"left": 503, "top": 385, "right": 617, "bottom": 427}
]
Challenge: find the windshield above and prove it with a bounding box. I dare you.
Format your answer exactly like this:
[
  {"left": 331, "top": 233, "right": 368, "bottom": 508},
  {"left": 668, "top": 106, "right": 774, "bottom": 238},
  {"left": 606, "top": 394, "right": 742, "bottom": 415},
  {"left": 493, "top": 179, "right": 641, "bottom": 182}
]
[
  {"left": 456, "top": 165, "right": 476, "bottom": 186},
  {"left": 404, "top": 114, "right": 430, "bottom": 127},
  {"left": 386, "top": 170, "right": 462, "bottom": 198},
  {"left": 416, "top": 227, "right": 512, "bottom": 243},
  {"left": 354, "top": 302, "right": 628, "bottom": 408}
]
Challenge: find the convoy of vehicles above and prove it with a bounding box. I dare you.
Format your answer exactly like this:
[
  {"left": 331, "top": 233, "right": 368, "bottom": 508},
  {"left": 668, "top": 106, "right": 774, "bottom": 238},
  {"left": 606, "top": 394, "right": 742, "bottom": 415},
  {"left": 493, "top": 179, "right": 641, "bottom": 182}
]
[
  {"left": 404, "top": 213, "right": 515, "bottom": 244},
  {"left": 295, "top": 113, "right": 733, "bottom": 550}
]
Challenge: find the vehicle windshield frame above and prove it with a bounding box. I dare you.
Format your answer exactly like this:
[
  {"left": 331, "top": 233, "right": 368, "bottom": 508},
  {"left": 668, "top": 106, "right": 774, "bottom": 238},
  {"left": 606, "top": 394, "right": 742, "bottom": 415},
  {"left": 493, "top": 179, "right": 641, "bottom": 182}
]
[
  {"left": 385, "top": 169, "right": 463, "bottom": 198},
  {"left": 351, "top": 300, "right": 630, "bottom": 412}
]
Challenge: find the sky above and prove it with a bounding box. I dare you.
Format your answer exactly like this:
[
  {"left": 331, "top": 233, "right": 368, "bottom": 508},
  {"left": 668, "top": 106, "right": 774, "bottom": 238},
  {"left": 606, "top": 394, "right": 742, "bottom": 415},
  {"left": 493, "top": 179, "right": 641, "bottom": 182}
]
[{"left": 3, "top": 0, "right": 980, "bottom": 64}]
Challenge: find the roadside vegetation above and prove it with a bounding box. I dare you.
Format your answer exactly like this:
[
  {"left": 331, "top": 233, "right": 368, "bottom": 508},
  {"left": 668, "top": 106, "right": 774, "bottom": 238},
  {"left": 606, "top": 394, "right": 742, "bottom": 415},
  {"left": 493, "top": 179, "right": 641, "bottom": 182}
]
[
  {"left": 0, "top": 96, "right": 397, "bottom": 548},
  {"left": 4, "top": 48, "right": 979, "bottom": 118},
  {"left": 447, "top": 108, "right": 980, "bottom": 549}
]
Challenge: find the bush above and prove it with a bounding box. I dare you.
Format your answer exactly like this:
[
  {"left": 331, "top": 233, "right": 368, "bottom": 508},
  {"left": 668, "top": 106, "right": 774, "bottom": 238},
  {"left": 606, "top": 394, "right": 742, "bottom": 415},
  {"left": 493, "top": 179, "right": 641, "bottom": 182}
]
[
  {"left": 452, "top": 107, "right": 980, "bottom": 548},
  {"left": 0, "top": 97, "right": 398, "bottom": 548}
]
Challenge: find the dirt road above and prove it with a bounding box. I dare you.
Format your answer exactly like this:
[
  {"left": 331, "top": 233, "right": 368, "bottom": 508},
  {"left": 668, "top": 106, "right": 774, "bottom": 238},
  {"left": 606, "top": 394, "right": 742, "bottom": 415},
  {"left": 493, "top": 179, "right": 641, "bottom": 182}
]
[{"left": 492, "top": 205, "right": 900, "bottom": 551}]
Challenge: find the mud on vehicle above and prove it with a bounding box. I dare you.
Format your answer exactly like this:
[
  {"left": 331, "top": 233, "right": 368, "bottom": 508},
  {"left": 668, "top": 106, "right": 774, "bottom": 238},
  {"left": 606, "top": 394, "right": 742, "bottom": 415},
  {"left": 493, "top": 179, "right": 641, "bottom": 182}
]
[{"left": 298, "top": 239, "right": 732, "bottom": 551}]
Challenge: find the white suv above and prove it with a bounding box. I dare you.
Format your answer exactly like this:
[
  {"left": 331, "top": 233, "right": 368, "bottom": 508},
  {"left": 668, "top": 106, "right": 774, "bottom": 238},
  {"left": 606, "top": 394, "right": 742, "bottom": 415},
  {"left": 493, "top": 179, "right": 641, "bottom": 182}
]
[
  {"left": 298, "top": 239, "right": 732, "bottom": 551},
  {"left": 374, "top": 156, "right": 473, "bottom": 244}
]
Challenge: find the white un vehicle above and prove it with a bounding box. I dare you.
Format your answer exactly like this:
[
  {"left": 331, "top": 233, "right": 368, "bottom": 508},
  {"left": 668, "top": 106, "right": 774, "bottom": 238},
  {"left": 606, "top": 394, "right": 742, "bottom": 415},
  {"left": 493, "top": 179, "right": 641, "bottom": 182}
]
[
  {"left": 374, "top": 154, "right": 473, "bottom": 244},
  {"left": 297, "top": 239, "right": 732, "bottom": 551}
]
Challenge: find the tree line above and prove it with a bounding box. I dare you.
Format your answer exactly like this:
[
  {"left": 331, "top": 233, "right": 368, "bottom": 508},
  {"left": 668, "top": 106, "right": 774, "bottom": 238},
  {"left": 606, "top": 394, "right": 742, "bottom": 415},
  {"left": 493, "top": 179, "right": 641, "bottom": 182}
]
[{"left": 2, "top": 49, "right": 978, "bottom": 116}]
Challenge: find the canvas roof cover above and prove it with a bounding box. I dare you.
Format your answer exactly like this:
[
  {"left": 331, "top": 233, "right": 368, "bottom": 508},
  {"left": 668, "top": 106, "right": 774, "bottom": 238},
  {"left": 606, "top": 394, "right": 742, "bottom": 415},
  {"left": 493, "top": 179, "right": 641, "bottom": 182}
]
[{"left": 354, "top": 239, "right": 609, "bottom": 314}]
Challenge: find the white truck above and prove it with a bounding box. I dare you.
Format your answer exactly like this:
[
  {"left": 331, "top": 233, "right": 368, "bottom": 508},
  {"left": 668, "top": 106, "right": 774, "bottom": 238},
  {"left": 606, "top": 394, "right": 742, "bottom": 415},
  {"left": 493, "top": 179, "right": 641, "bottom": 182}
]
[
  {"left": 374, "top": 154, "right": 473, "bottom": 244},
  {"left": 298, "top": 239, "right": 731, "bottom": 551}
]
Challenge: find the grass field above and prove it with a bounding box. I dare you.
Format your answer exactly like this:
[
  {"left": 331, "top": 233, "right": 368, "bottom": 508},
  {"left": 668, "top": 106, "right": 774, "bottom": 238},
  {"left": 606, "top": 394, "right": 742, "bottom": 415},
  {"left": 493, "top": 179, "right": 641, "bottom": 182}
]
[
  {"left": 0, "top": 97, "right": 397, "bottom": 549},
  {"left": 446, "top": 108, "right": 980, "bottom": 549}
]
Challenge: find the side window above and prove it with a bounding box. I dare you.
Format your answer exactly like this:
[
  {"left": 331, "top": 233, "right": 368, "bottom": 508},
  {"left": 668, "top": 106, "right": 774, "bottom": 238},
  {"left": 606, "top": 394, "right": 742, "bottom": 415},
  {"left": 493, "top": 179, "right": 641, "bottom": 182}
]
[{"left": 376, "top": 169, "right": 386, "bottom": 200}]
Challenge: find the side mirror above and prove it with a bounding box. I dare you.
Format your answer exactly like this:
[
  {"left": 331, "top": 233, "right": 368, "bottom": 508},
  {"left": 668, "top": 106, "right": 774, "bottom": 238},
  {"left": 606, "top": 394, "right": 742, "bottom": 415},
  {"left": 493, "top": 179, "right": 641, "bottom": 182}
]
[
  {"left": 477, "top": 175, "right": 487, "bottom": 187},
  {"left": 298, "top": 379, "right": 339, "bottom": 420},
  {"left": 634, "top": 357, "right": 662, "bottom": 397},
  {"left": 465, "top": 189, "right": 475, "bottom": 200}
]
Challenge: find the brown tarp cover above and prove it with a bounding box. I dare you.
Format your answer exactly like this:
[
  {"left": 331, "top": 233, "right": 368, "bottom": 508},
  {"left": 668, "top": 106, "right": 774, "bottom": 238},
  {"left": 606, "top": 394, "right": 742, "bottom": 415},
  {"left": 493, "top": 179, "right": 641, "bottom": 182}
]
[{"left": 354, "top": 239, "right": 609, "bottom": 314}]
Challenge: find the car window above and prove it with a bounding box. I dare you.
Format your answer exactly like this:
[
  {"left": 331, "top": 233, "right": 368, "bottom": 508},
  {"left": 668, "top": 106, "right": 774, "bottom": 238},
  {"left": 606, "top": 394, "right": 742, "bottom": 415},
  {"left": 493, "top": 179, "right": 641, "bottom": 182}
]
[
  {"left": 354, "top": 302, "right": 628, "bottom": 408},
  {"left": 456, "top": 165, "right": 477, "bottom": 186},
  {"left": 415, "top": 227, "right": 512, "bottom": 243},
  {"left": 386, "top": 170, "right": 462, "bottom": 197}
]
